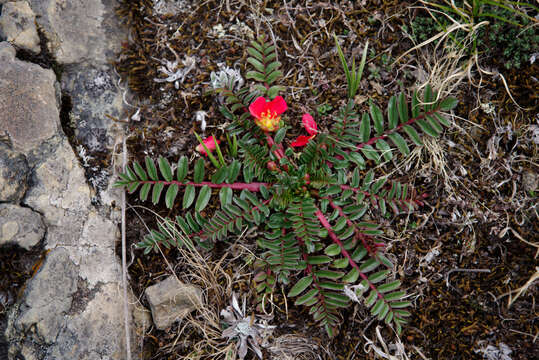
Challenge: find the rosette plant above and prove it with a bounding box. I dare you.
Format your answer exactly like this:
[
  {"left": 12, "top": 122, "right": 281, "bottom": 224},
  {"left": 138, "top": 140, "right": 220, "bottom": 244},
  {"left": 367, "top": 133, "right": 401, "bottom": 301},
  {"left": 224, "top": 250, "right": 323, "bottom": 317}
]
[{"left": 116, "top": 36, "right": 458, "bottom": 336}]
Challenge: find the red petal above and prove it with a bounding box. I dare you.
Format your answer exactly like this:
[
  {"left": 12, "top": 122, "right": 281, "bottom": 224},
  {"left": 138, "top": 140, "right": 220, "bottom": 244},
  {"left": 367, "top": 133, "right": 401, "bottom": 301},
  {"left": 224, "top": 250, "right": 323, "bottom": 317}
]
[
  {"left": 302, "top": 113, "right": 317, "bottom": 135},
  {"left": 290, "top": 135, "right": 313, "bottom": 147},
  {"left": 249, "top": 97, "right": 268, "bottom": 119},
  {"left": 196, "top": 136, "right": 220, "bottom": 155},
  {"left": 267, "top": 96, "right": 287, "bottom": 115}
]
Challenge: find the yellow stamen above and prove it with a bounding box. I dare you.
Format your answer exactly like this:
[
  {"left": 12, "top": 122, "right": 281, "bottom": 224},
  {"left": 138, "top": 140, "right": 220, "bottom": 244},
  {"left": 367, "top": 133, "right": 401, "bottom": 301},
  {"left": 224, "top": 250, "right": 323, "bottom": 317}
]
[{"left": 255, "top": 110, "right": 280, "bottom": 132}]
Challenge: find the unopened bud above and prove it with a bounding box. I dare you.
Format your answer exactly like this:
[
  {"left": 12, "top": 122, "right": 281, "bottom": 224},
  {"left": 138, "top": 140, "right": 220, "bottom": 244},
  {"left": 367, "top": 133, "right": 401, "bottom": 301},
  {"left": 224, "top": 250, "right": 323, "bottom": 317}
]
[
  {"left": 267, "top": 161, "right": 278, "bottom": 171},
  {"left": 303, "top": 173, "right": 311, "bottom": 184}
]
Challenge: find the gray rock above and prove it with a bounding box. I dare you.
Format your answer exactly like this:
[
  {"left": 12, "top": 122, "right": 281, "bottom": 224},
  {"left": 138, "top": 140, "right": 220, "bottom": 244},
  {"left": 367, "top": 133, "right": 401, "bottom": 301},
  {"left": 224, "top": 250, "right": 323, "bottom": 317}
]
[
  {"left": 0, "top": 141, "right": 29, "bottom": 202},
  {"left": 0, "top": 1, "right": 40, "bottom": 53},
  {"left": 0, "top": 204, "right": 44, "bottom": 250},
  {"left": 145, "top": 276, "right": 203, "bottom": 330},
  {"left": 45, "top": 283, "right": 138, "bottom": 360},
  {"left": 61, "top": 64, "right": 124, "bottom": 154},
  {"left": 0, "top": 42, "right": 59, "bottom": 153},
  {"left": 28, "top": 0, "right": 123, "bottom": 64},
  {"left": 24, "top": 138, "right": 91, "bottom": 226},
  {"left": 12, "top": 247, "right": 78, "bottom": 344},
  {"left": 76, "top": 211, "right": 121, "bottom": 286}
]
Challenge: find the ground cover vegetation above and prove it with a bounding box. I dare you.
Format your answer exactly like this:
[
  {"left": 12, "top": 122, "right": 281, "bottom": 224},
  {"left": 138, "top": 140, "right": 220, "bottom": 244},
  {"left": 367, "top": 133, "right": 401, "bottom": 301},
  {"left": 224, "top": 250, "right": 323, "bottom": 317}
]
[
  {"left": 112, "top": 0, "right": 538, "bottom": 358},
  {"left": 116, "top": 34, "right": 459, "bottom": 338}
]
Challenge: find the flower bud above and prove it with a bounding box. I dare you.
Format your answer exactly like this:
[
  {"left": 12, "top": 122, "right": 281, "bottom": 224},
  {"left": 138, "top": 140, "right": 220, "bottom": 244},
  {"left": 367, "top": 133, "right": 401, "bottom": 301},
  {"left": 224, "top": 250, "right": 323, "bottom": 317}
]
[{"left": 267, "top": 161, "right": 278, "bottom": 171}]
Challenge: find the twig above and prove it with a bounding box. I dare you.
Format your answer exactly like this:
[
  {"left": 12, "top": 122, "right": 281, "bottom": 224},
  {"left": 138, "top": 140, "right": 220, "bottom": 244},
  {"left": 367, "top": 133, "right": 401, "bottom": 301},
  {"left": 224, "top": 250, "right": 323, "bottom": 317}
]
[{"left": 121, "top": 137, "right": 132, "bottom": 360}]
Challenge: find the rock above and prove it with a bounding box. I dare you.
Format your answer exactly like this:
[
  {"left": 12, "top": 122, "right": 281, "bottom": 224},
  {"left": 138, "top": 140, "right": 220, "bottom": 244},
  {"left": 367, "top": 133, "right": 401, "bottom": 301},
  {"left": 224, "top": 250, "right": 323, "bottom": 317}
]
[
  {"left": 24, "top": 138, "right": 91, "bottom": 226},
  {"left": 145, "top": 276, "right": 203, "bottom": 330},
  {"left": 12, "top": 247, "right": 78, "bottom": 344},
  {"left": 76, "top": 211, "right": 121, "bottom": 286},
  {"left": 45, "top": 283, "right": 139, "bottom": 360},
  {"left": 522, "top": 170, "right": 537, "bottom": 193},
  {"left": 0, "top": 1, "right": 40, "bottom": 53},
  {"left": 61, "top": 63, "right": 124, "bottom": 154},
  {"left": 1, "top": 0, "right": 146, "bottom": 357},
  {"left": 0, "top": 41, "right": 59, "bottom": 153},
  {"left": 0, "top": 204, "right": 44, "bottom": 250},
  {"left": 27, "top": 0, "right": 124, "bottom": 64},
  {"left": 0, "top": 141, "right": 29, "bottom": 202}
]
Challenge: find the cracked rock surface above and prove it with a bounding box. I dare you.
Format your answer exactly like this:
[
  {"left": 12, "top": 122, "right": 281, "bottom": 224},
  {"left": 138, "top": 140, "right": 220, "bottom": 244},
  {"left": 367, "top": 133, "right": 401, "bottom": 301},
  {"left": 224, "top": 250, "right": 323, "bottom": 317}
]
[
  {"left": 0, "top": 1, "right": 149, "bottom": 359},
  {"left": 0, "top": 141, "right": 29, "bottom": 202},
  {"left": 0, "top": 1, "right": 40, "bottom": 53},
  {"left": 0, "top": 204, "right": 44, "bottom": 250}
]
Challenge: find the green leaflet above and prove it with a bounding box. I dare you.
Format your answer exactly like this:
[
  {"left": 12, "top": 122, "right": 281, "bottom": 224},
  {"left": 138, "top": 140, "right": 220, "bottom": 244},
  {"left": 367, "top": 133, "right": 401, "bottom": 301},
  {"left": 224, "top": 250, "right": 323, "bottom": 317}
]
[
  {"left": 158, "top": 156, "right": 173, "bottom": 181},
  {"left": 288, "top": 275, "right": 313, "bottom": 297},
  {"left": 145, "top": 156, "right": 158, "bottom": 180},
  {"left": 195, "top": 185, "right": 211, "bottom": 212},
  {"left": 165, "top": 184, "right": 179, "bottom": 209},
  {"left": 183, "top": 185, "right": 195, "bottom": 209}
]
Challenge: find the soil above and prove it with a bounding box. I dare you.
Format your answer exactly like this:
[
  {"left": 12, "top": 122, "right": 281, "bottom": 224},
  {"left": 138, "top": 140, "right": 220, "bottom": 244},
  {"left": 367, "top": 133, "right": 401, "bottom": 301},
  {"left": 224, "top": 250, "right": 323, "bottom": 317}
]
[{"left": 7, "top": 0, "right": 537, "bottom": 359}]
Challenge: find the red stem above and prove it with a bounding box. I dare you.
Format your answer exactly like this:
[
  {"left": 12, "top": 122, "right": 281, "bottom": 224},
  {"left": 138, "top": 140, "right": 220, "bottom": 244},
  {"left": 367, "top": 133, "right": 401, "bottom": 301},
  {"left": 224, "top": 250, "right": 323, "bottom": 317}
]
[
  {"left": 314, "top": 207, "right": 384, "bottom": 301},
  {"left": 326, "top": 199, "right": 383, "bottom": 255},
  {"left": 265, "top": 133, "right": 285, "bottom": 160}
]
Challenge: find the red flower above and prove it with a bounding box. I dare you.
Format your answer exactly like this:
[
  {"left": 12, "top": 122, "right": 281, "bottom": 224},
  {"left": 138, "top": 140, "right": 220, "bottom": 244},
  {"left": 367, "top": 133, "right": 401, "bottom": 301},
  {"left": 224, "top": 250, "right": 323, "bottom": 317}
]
[
  {"left": 291, "top": 113, "right": 318, "bottom": 147},
  {"left": 249, "top": 96, "right": 287, "bottom": 132},
  {"left": 196, "top": 136, "right": 220, "bottom": 156}
]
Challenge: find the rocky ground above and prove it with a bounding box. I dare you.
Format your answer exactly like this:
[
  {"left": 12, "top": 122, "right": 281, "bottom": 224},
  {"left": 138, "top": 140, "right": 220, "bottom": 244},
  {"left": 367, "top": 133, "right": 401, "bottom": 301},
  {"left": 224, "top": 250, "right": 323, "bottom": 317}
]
[{"left": 0, "top": 0, "right": 537, "bottom": 360}]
